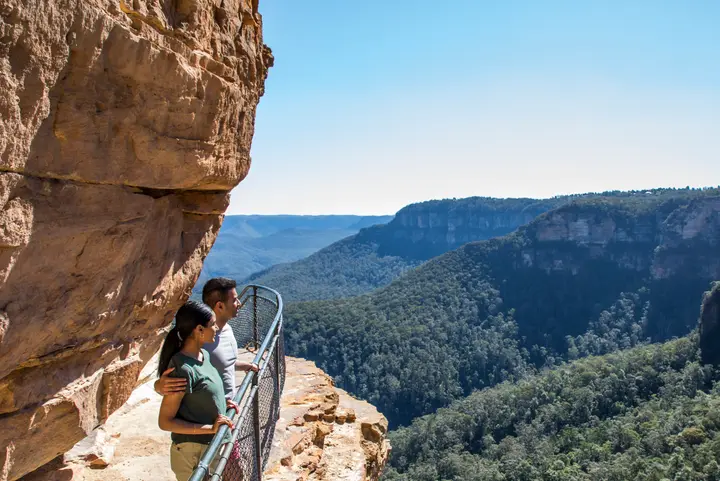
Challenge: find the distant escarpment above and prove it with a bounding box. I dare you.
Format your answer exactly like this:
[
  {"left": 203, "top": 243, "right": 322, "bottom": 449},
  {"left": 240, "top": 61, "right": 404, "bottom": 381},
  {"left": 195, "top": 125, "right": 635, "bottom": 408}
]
[
  {"left": 284, "top": 190, "right": 720, "bottom": 426},
  {"left": 0, "top": 1, "right": 271, "bottom": 479},
  {"left": 248, "top": 197, "right": 571, "bottom": 302},
  {"left": 371, "top": 197, "right": 568, "bottom": 260},
  {"left": 194, "top": 214, "right": 393, "bottom": 289}
]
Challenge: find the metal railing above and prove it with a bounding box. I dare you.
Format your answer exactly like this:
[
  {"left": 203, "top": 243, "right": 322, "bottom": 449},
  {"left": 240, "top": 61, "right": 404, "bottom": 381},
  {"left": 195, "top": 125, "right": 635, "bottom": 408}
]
[{"left": 189, "top": 285, "right": 285, "bottom": 481}]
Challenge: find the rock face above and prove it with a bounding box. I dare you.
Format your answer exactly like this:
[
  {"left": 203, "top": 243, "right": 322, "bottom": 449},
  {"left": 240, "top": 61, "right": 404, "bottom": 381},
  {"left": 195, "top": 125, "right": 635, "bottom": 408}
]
[
  {"left": 524, "top": 197, "right": 720, "bottom": 278},
  {"left": 381, "top": 197, "right": 565, "bottom": 260},
  {"left": 700, "top": 282, "right": 720, "bottom": 366},
  {"left": 0, "top": 1, "right": 271, "bottom": 478},
  {"left": 653, "top": 198, "right": 720, "bottom": 279}
]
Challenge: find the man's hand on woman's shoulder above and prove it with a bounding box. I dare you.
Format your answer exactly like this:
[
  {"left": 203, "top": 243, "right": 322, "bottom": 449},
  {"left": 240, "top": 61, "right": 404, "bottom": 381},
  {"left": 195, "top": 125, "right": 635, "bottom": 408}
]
[{"left": 154, "top": 367, "right": 188, "bottom": 395}]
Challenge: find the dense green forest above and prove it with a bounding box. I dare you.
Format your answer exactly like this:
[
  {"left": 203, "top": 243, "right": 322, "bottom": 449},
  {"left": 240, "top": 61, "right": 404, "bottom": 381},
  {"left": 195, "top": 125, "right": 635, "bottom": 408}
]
[
  {"left": 283, "top": 190, "right": 720, "bottom": 427},
  {"left": 248, "top": 196, "right": 572, "bottom": 301},
  {"left": 384, "top": 333, "right": 720, "bottom": 481}
]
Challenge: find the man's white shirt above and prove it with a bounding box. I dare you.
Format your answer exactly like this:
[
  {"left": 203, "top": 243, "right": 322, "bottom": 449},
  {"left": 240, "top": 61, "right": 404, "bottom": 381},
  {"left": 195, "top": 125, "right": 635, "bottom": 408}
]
[{"left": 204, "top": 323, "right": 238, "bottom": 399}]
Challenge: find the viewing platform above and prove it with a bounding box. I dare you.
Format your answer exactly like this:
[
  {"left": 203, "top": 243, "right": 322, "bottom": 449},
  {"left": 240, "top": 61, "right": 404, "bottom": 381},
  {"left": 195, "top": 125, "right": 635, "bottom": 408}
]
[{"left": 28, "top": 286, "right": 389, "bottom": 481}]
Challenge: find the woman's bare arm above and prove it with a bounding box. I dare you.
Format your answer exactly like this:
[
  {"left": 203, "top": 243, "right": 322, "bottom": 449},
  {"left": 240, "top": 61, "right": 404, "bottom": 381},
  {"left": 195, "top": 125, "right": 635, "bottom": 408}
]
[
  {"left": 235, "top": 360, "right": 259, "bottom": 372},
  {"left": 158, "top": 393, "right": 215, "bottom": 435},
  {"left": 158, "top": 393, "right": 234, "bottom": 435}
]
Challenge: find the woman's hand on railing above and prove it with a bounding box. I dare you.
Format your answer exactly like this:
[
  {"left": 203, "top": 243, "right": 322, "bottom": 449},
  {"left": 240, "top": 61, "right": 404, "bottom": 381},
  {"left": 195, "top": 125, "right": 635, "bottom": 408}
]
[{"left": 212, "top": 414, "right": 234, "bottom": 433}]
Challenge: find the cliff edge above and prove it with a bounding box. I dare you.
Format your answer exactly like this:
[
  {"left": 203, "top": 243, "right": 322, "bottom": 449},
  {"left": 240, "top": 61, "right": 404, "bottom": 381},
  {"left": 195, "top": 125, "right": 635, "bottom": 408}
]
[
  {"left": 24, "top": 357, "right": 390, "bottom": 481},
  {"left": 264, "top": 357, "right": 390, "bottom": 481}
]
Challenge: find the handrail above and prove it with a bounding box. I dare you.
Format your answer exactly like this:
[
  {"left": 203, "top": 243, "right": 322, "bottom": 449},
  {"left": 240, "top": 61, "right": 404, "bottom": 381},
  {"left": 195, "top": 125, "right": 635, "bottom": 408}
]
[
  {"left": 235, "top": 284, "right": 258, "bottom": 312},
  {"left": 211, "top": 331, "right": 281, "bottom": 480},
  {"left": 188, "top": 285, "right": 285, "bottom": 481}
]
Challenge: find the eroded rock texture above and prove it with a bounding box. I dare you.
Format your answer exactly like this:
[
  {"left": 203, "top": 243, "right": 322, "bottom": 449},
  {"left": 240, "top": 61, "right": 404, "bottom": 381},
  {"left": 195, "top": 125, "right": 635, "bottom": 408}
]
[
  {"left": 0, "top": 0, "right": 271, "bottom": 478},
  {"left": 264, "top": 358, "right": 390, "bottom": 481},
  {"left": 525, "top": 197, "right": 720, "bottom": 277}
]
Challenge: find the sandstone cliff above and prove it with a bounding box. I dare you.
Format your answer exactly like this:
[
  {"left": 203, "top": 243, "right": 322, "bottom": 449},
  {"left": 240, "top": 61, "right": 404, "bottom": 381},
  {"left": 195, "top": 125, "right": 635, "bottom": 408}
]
[
  {"left": 374, "top": 197, "right": 567, "bottom": 260},
  {"left": 0, "top": 1, "right": 271, "bottom": 478},
  {"left": 522, "top": 196, "right": 720, "bottom": 278}
]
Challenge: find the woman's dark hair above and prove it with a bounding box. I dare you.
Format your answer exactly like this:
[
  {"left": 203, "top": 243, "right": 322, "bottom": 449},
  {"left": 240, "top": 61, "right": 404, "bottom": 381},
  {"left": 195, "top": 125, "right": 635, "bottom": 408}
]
[{"left": 157, "top": 300, "right": 215, "bottom": 377}]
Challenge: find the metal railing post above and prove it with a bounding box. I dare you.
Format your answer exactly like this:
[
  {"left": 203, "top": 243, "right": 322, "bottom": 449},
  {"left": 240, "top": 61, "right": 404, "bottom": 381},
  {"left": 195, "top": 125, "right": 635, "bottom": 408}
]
[
  {"left": 274, "top": 323, "right": 281, "bottom": 397},
  {"left": 252, "top": 286, "right": 262, "bottom": 478},
  {"left": 253, "top": 285, "right": 259, "bottom": 350},
  {"left": 252, "top": 364, "right": 263, "bottom": 478}
]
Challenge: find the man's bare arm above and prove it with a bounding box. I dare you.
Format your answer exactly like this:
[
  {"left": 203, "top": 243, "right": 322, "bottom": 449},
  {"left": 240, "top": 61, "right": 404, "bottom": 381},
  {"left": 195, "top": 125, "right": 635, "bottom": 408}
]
[{"left": 235, "top": 360, "right": 259, "bottom": 372}]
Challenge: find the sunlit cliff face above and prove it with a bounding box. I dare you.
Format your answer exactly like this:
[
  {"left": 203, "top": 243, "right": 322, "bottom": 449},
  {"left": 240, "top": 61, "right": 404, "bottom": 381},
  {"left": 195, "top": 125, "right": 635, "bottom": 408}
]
[{"left": 0, "top": 0, "right": 271, "bottom": 478}]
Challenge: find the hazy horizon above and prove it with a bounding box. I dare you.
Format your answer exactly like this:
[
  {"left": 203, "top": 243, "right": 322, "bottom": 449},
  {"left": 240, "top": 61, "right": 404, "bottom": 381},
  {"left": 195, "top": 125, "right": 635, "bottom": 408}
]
[{"left": 226, "top": 185, "right": 719, "bottom": 216}]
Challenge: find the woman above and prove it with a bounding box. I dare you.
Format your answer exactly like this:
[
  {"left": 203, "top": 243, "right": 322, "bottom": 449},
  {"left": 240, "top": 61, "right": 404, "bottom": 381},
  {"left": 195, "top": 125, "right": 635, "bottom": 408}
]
[{"left": 157, "top": 300, "right": 237, "bottom": 481}]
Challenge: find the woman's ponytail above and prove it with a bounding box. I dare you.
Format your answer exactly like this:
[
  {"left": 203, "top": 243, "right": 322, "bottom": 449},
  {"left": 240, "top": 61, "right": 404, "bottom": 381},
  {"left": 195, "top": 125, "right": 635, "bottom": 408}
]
[{"left": 157, "top": 326, "right": 183, "bottom": 377}]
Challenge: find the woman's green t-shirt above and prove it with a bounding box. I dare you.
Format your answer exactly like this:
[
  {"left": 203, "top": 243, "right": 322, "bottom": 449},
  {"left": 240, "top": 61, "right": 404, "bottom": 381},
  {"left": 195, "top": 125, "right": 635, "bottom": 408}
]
[{"left": 168, "top": 349, "right": 228, "bottom": 445}]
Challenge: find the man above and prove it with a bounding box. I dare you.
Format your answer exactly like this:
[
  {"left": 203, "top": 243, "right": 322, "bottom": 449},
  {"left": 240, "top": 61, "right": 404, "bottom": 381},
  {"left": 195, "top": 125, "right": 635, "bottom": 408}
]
[{"left": 155, "top": 277, "right": 259, "bottom": 398}]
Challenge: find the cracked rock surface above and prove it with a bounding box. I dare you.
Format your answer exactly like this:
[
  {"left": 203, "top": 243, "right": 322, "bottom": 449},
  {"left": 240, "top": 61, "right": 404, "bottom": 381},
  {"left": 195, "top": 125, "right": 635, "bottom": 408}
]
[
  {"left": 264, "top": 358, "right": 390, "bottom": 481},
  {"left": 0, "top": 1, "right": 271, "bottom": 478}
]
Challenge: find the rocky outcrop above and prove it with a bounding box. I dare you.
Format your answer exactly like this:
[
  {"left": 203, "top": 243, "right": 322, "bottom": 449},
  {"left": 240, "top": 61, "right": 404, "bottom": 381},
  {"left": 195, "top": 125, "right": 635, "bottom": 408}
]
[
  {"left": 0, "top": 1, "right": 271, "bottom": 478},
  {"left": 27, "top": 357, "right": 389, "bottom": 481},
  {"left": 265, "top": 358, "right": 390, "bottom": 481}
]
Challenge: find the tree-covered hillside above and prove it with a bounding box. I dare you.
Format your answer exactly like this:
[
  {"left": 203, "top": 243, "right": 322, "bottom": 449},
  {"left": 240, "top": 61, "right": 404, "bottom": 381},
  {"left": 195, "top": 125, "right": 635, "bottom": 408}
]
[
  {"left": 384, "top": 334, "right": 720, "bottom": 481},
  {"left": 283, "top": 190, "right": 720, "bottom": 426}
]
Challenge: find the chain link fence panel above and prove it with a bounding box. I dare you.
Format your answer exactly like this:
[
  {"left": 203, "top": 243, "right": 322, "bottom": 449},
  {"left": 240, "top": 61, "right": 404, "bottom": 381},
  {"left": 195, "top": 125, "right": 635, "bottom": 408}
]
[{"left": 192, "top": 286, "right": 285, "bottom": 481}]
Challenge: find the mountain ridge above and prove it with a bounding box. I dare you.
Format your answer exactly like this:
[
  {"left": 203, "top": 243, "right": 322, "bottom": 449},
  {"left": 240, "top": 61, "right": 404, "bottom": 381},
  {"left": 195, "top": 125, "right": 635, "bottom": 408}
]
[
  {"left": 247, "top": 196, "right": 572, "bottom": 301},
  {"left": 283, "top": 190, "right": 720, "bottom": 426},
  {"left": 248, "top": 188, "right": 718, "bottom": 302}
]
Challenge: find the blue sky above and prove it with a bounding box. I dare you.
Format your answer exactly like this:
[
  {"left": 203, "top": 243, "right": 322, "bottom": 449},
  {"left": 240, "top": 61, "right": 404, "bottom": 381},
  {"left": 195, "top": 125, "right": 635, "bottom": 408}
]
[{"left": 228, "top": 0, "right": 720, "bottom": 215}]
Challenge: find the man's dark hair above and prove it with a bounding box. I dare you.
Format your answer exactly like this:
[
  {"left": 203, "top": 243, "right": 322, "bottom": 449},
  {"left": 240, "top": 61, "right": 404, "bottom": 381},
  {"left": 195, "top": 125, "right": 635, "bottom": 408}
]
[{"left": 202, "top": 277, "right": 237, "bottom": 308}]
